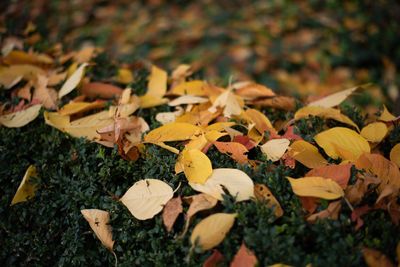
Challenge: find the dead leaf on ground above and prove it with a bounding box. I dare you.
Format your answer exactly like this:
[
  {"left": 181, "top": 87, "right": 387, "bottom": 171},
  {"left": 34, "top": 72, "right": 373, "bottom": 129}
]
[
  {"left": 213, "top": 141, "right": 249, "bottom": 165},
  {"left": 260, "top": 138, "right": 290, "bottom": 162},
  {"left": 162, "top": 196, "right": 183, "bottom": 233},
  {"left": 58, "top": 62, "right": 88, "bottom": 99},
  {"left": 230, "top": 242, "right": 258, "bottom": 267},
  {"left": 81, "top": 209, "right": 114, "bottom": 251},
  {"left": 254, "top": 184, "right": 283, "bottom": 218},
  {"left": 289, "top": 140, "right": 327, "bottom": 168},
  {"left": 362, "top": 247, "right": 395, "bottom": 267},
  {"left": 202, "top": 249, "right": 225, "bottom": 267},
  {"left": 307, "top": 200, "right": 342, "bottom": 222},
  {"left": 305, "top": 163, "right": 352, "bottom": 189},
  {"left": 0, "top": 104, "right": 42, "bottom": 128},
  {"left": 11, "top": 165, "right": 38, "bottom": 206},
  {"left": 287, "top": 176, "right": 344, "bottom": 200}
]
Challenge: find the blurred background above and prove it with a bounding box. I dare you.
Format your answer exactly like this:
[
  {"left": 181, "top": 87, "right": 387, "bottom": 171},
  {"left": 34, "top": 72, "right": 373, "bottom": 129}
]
[{"left": 2, "top": 0, "right": 400, "bottom": 111}]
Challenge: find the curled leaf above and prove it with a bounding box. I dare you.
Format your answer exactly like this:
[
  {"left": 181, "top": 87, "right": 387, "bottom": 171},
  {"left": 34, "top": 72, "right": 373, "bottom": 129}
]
[
  {"left": 81, "top": 209, "right": 114, "bottom": 251},
  {"left": 58, "top": 62, "right": 88, "bottom": 99},
  {"left": 11, "top": 165, "right": 38, "bottom": 205},
  {"left": 254, "top": 184, "right": 283, "bottom": 218},
  {"left": 0, "top": 104, "right": 41, "bottom": 128},
  {"left": 162, "top": 196, "right": 183, "bottom": 233}
]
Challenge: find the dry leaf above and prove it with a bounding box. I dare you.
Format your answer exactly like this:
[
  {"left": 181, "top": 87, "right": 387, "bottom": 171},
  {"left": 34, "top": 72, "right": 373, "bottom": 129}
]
[
  {"left": 314, "top": 127, "right": 370, "bottom": 161},
  {"left": 169, "top": 80, "right": 206, "bottom": 96},
  {"left": 81, "top": 209, "right": 114, "bottom": 251},
  {"left": 58, "top": 100, "right": 105, "bottom": 116},
  {"left": 0, "top": 104, "right": 41, "bottom": 128},
  {"left": 203, "top": 249, "right": 225, "bottom": 267},
  {"left": 168, "top": 95, "right": 209, "bottom": 106},
  {"left": 213, "top": 141, "right": 249, "bottom": 165},
  {"left": 190, "top": 213, "right": 237, "bottom": 250},
  {"left": 114, "top": 69, "right": 133, "bottom": 84},
  {"left": 254, "top": 184, "right": 283, "bottom": 218},
  {"left": 250, "top": 96, "right": 296, "bottom": 111},
  {"left": 32, "top": 75, "right": 58, "bottom": 109},
  {"left": 287, "top": 176, "right": 344, "bottom": 200},
  {"left": 378, "top": 105, "right": 396, "bottom": 122},
  {"left": 146, "top": 65, "right": 167, "bottom": 98},
  {"left": 260, "top": 138, "right": 290, "bottom": 162},
  {"left": 190, "top": 168, "right": 255, "bottom": 201},
  {"left": 144, "top": 122, "right": 202, "bottom": 143},
  {"left": 389, "top": 143, "right": 400, "bottom": 167},
  {"left": 306, "top": 200, "right": 342, "bottom": 222},
  {"left": 360, "top": 122, "right": 388, "bottom": 143},
  {"left": 0, "top": 64, "right": 44, "bottom": 88},
  {"left": 11, "top": 165, "right": 38, "bottom": 205},
  {"left": 230, "top": 243, "right": 258, "bottom": 267},
  {"left": 58, "top": 62, "right": 88, "bottom": 99},
  {"left": 235, "top": 83, "right": 275, "bottom": 100},
  {"left": 155, "top": 107, "right": 184, "bottom": 125},
  {"left": 307, "top": 85, "right": 367, "bottom": 108},
  {"left": 245, "top": 108, "right": 274, "bottom": 134},
  {"left": 345, "top": 174, "right": 381, "bottom": 204},
  {"left": 234, "top": 135, "right": 255, "bottom": 150},
  {"left": 179, "top": 149, "right": 212, "bottom": 184},
  {"left": 162, "top": 196, "right": 183, "bottom": 233},
  {"left": 363, "top": 248, "right": 395, "bottom": 267},
  {"left": 209, "top": 90, "right": 242, "bottom": 118},
  {"left": 81, "top": 82, "right": 123, "bottom": 99},
  {"left": 289, "top": 140, "right": 327, "bottom": 168},
  {"left": 355, "top": 152, "right": 400, "bottom": 192},
  {"left": 121, "top": 179, "right": 173, "bottom": 220},
  {"left": 306, "top": 163, "right": 352, "bottom": 189}
]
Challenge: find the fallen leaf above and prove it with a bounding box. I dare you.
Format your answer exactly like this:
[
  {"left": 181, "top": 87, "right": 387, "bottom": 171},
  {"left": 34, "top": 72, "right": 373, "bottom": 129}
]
[
  {"left": 203, "top": 249, "right": 225, "bottom": 267},
  {"left": 0, "top": 64, "right": 44, "bottom": 88},
  {"left": 260, "top": 138, "right": 290, "bottom": 162},
  {"left": 162, "top": 196, "right": 183, "bottom": 233},
  {"left": 378, "top": 104, "right": 396, "bottom": 122},
  {"left": 306, "top": 163, "right": 352, "bottom": 189},
  {"left": 307, "top": 85, "right": 368, "bottom": 108},
  {"left": 169, "top": 80, "right": 205, "bottom": 96},
  {"left": 250, "top": 96, "right": 296, "bottom": 111},
  {"left": 32, "top": 75, "right": 58, "bottom": 109},
  {"left": 155, "top": 107, "right": 184, "bottom": 125},
  {"left": 0, "top": 104, "right": 41, "bottom": 128},
  {"left": 389, "top": 143, "right": 400, "bottom": 168},
  {"left": 289, "top": 140, "right": 327, "bottom": 168},
  {"left": 58, "top": 100, "right": 105, "bottom": 116},
  {"left": 282, "top": 126, "right": 303, "bottom": 141},
  {"left": 254, "top": 184, "right": 283, "bottom": 218},
  {"left": 362, "top": 248, "right": 395, "bottom": 267},
  {"left": 81, "top": 209, "right": 114, "bottom": 251},
  {"left": 190, "top": 168, "right": 255, "bottom": 201},
  {"left": 209, "top": 90, "right": 243, "bottom": 118},
  {"left": 146, "top": 65, "right": 167, "bottom": 98},
  {"left": 287, "top": 176, "right": 344, "bottom": 200},
  {"left": 11, "top": 165, "right": 38, "bottom": 205},
  {"left": 307, "top": 200, "right": 342, "bottom": 222},
  {"left": 114, "top": 69, "right": 133, "bottom": 84},
  {"left": 245, "top": 108, "right": 274, "bottom": 134},
  {"left": 360, "top": 122, "right": 388, "bottom": 143},
  {"left": 235, "top": 83, "right": 275, "bottom": 100},
  {"left": 169, "top": 95, "right": 209, "bottom": 106},
  {"left": 179, "top": 149, "right": 213, "bottom": 184},
  {"left": 17, "top": 81, "right": 33, "bottom": 100},
  {"left": 81, "top": 82, "right": 123, "bottom": 99},
  {"left": 314, "top": 127, "right": 370, "bottom": 161},
  {"left": 213, "top": 141, "right": 249, "bottom": 165},
  {"left": 230, "top": 243, "right": 258, "bottom": 267},
  {"left": 345, "top": 174, "right": 381, "bottom": 204},
  {"left": 144, "top": 122, "right": 202, "bottom": 143},
  {"left": 121, "top": 179, "right": 173, "bottom": 220},
  {"left": 355, "top": 152, "right": 400, "bottom": 192},
  {"left": 190, "top": 213, "right": 237, "bottom": 250},
  {"left": 58, "top": 62, "right": 88, "bottom": 99},
  {"left": 233, "top": 135, "right": 255, "bottom": 150},
  {"left": 5, "top": 50, "right": 53, "bottom": 65}
]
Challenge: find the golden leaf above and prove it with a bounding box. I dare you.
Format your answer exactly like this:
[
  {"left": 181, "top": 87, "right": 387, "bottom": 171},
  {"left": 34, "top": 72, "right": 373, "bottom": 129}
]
[
  {"left": 360, "top": 122, "right": 388, "bottom": 143},
  {"left": 58, "top": 100, "right": 105, "bottom": 116},
  {"left": 144, "top": 122, "right": 202, "bottom": 143},
  {"left": 179, "top": 149, "right": 212, "bottom": 184},
  {"left": 169, "top": 80, "right": 205, "bottom": 96},
  {"left": 389, "top": 143, "right": 400, "bottom": 167},
  {"left": 81, "top": 209, "right": 114, "bottom": 251},
  {"left": 11, "top": 165, "right": 38, "bottom": 205},
  {"left": 146, "top": 65, "right": 167, "bottom": 98},
  {"left": 114, "top": 68, "right": 133, "bottom": 84},
  {"left": 254, "top": 184, "right": 283, "bottom": 218},
  {"left": 289, "top": 140, "right": 327, "bottom": 168},
  {"left": 287, "top": 176, "right": 344, "bottom": 200},
  {"left": 0, "top": 64, "right": 44, "bottom": 89},
  {"left": 0, "top": 104, "right": 41, "bottom": 128},
  {"left": 121, "top": 179, "right": 173, "bottom": 220},
  {"left": 378, "top": 105, "right": 396, "bottom": 122},
  {"left": 190, "top": 213, "right": 237, "bottom": 250}
]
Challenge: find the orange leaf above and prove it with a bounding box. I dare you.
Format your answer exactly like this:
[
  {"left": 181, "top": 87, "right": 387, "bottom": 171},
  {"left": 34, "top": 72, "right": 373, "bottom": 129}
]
[
  {"left": 363, "top": 248, "right": 395, "bottom": 267},
  {"left": 213, "top": 141, "right": 249, "bottom": 165},
  {"left": 230, "top": 243, "right": 258, "bottom": 267},
  {"left": 250, "top": 96, "right": 296, "bottom": 111},
  {"left": 81, "top": 82, "right": 123, "bottom": 99},
  {"left": 254, "top": 184, "right": 283, "bottom": 218},
  {"left": 306, "top": 163, "right": 352, "bottom": 189},
  {"left": 203, "top": 249, "right": 225, "bottom": 267},
  {"left": 307, "top": 200, "right": 342, "bottom": 222},
  {"left": 235, "top": 83, "right": 275, "bottom": 100},
  {"left": 162, "top": 196, "right": 183, "bottom": 233}
]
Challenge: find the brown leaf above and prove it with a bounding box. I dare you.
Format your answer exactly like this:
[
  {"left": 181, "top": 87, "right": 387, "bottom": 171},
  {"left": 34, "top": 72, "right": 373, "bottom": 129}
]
[
  {"left": 254, "top": 184, "right": 283, "bottom": 218},
  {"left": 203, "top": 249, "right": 225, "bottom": 267},
  {"left": 250, "top": 96, "right": 296, "bottom": 111},
  {"left": 230, "top": 243, "right": 258, "bottom": 267},
  {"left": 32, "top": 75, "right": 58, "bottom": 109},
  {"left": 351, "top": 205, "right": 371, "bottom": 231},
  {"left": 345, "top": 174, "right": 381, "bottom": 204},
  {"left": 162, "top": 196, "right": 183, "bottom": 233},
  {"left": 306, "top": 163, "right": 352, "bottom": 189},
  {"left": 81, "top": 82, "right": 123, "bottom": 99},
  {"left": 307, "top": 200, "right": 342, "bottom": 222},
  {"left": 363, "top": 247, "right": 395, "bottom": 267},
  {"left": 213, "top": 141, "right": 248, "bottom": 165},
  {"left": 300, "top": 196, "right": 320, "bottom": 215}
]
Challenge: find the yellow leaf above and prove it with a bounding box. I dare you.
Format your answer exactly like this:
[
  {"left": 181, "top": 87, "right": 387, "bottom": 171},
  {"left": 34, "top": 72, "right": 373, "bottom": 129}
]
[
  {"left": 170, "top": 80, "right": 205, "bottom": 96},
  {"left": 361, "top": 122, "right": 388, "bottom": 143},
  {"left": 58, "top": 62, "right": 88, "bottom": 99},
  {"left": 205, "top": 130, "right": 227, "bottom": 142},
  {"left": 205, "top": 122, "right": 236, "bottom": 132},
  {"left": 121, "top": 179, "right": 173, "bottom": 220},
  {"left": 390, "top": 143, "right": 400, "bottom": 167},
  {"left": 189, "top": 168, "right": 254, "bottom": 201},
  {"left": 314, "top": 127, "right": 370, "bottom": 161},
  {"left": 44, "top": 110, "right": 114, "bottom": 140},
  {"left": 308, "top": 84, "right": 370, "bottom": 108},
  {"left": 185, "top": 134, "right": 208, "bottom": 150},
  {"left": 260, "top": 138, "right": 290, "bottom": 162},
  {"left": 180, "top": 149, "right": 212, "bottom": 184},
  {"left": 235, "top": 83, "right": 275, "bottom": 100},
  {"left": 363, "top": 247, "right": 396, "bottom": 267},
  {"left": 0, "top": 64, "right": 45, "bottom": 89},
  {"left": 287, "top": 176, "right": 344, "bottom": 200},
  {"left": 295, "top": 106, "right": 359, "bottom": 131},
  {"left": 114, "top": 68, "right": 133, "bottom": 84},
  {"left": 139, "top": 95, "right": 168, "bottom": 108},
  {"left": 144, "top": 122, "right": 202, "bottom": 143},
  {"left": 0, "top": 104, "right": 41, "bottom": 128},
  {"left": 58, "top": 100, "right": 105, "bottom": 116},
  {"left": 11, "top": 165, "right": 38, "bottom": 205},
  {"left": 190, "top": 213, "right": 237, "bottom": 250},
  {"left": 245, "top": 108, "right": 274, "bottom": 133},
  {"left": 146, "top": 65, "right": 167, "bottom": 98},
  {"left": 168, "top": 95, "right": 209, "bottom": 106},
  {"left": 81, "top": 209, "right": 114, "bottom": 251},
  {"left": 254, "top": 184, "right": 283, "bottom": 218},
  {"left": 378, "top": 105, "right": 396, "bottom": 122},
  {"left": 289, "top": 140, "right": 327, "bottom": 168}
]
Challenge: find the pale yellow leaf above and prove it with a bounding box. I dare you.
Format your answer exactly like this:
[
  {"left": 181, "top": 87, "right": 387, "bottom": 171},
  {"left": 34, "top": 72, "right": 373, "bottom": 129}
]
[
  {"left": 121, "top": 179, "right": 173, "bottom": 220},
  {"left": 361, "top": 122, "right": 388, "bottom": 143},
  {"left": 155, "top": 107, "right": 184, "bottom": 125},
  {"left": 190, "top": 213, "right": 237, "bottom": 250},
  {"left": 260, "top": 138, "right": 290, "bottom": 162},
  {"left": 378, "top": 105, "right": 396, "bottom": 122},
  {"left": 287, "top": 176, "right": 344, "bottom": 200},
  {"left": 208, "top": 90, "right": 242, "bottom": 118},
  {"left": 32, "top": 75, "right": 58, "bottom": 109},
  {"left": 144, "top": 122, "right": 202, "bottom": 143},
  {"left": 179, "top": 149, "right": 212, "bottom": 184},
  {"left": 0, "top": 64, "right": 44, "bottom": 88},
  {"left": 168, "top": 95, "right": 209, "bottom": 106},
  {"left": 81, "top": 209, "right": 114, "bottom": 251},
  {"left": 0, "top": 104, "right": 41, "bottom": 128},
  {"left": 289, "top": 140, "right": 328, "bottom": 168},
  {"left": 314, "top": 127, "right": 370, "bottom": 161},
  {"left": 139, "top": 95, "right": 168, "bottom": 108},
  {"left": 189, "top": 168, "right": 254, "bottom": 201},
  {"left": 11, "top": 165, "right": 38, "bottom": 205},
  {"left": 58, "top": 62, "right": 88, "bottom": 99},
  {"left": 390, "top": 143, "right": 400, "bottom": 168}
]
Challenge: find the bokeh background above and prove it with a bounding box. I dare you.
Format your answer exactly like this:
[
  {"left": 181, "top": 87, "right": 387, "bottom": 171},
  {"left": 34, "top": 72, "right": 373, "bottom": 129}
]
[{"left": 2, "top": 0, "right": 400, "bottom": 111}]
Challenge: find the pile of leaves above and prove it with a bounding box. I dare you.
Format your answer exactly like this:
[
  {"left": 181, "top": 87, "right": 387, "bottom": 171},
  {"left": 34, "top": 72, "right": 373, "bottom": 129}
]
[{"left": 1, "top": 39, "right": 400, "bottom": 266}]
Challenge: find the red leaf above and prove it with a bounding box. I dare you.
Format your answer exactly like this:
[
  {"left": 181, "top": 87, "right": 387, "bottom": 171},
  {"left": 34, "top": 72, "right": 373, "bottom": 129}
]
[
  {"left": 351, "top": 205, "right": 371, "bottom": 231},
  {"left": 282, "top": 126, "right": 303, "bottom": 141},
  {"left": 233, "top": 135, "right": 255, "bottom": 150},
  {"left": 230, "top": 243, "right": 258, "bottom": 267},
  {"left": 203, "top": 249, "right": 225, "bottom": 267}
]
